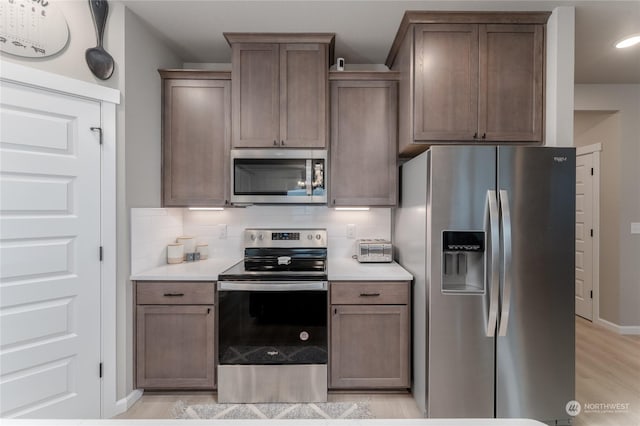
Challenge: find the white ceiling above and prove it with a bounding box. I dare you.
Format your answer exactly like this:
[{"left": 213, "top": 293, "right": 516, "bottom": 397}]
[{"left": 122, "top": 0, "right": 640, "bottom": 84}]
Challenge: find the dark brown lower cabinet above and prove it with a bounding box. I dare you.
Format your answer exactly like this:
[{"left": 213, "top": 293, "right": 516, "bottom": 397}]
[
  {"left": 330, "top": 281, "right": 410, "bottom": 389},
  {"left": 135, "top": 282, "right": 215, "bottom": 389}
]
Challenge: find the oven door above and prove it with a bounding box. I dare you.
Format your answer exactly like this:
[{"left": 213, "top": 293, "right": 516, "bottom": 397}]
[
  {"left": 230, "top": 149, "right": 327, "bottom": 204},
  {"left": 217, "top": 281, "right": 328, "bottom": 366}
]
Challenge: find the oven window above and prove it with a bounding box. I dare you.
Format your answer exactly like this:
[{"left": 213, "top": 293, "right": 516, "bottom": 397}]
[
  {"left": 218, "top": 291, "right": 327, "bottom": 365},
  {"left": 233, "top": 159, "right": 325, "bottom": 196}
]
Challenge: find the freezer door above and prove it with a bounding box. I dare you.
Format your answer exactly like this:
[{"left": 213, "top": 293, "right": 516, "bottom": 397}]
[
  {"left": 427, "top": 146, "right": 497, "bottom": 418},
  {"left": 496, "top": 147, "right": 575, "bottom": 423}
]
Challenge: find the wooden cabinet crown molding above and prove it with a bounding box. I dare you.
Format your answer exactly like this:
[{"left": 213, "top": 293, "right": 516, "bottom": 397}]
[
  {"left": 329, "top": 70, "right": 400, "bottom": 81},
  {"left": 385, "top": 11, "right": 551, "bottom": 67},
  {"left": 224, "top": 32, "right": 335, "bottom": 46},
  {"left": 158, "top": 69, "right": 231, "bottom": 80}
]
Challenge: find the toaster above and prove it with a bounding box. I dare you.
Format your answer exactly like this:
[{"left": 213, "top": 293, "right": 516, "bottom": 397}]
[{"left": 356, "top": 239, "right": 393, "bottom": 263}]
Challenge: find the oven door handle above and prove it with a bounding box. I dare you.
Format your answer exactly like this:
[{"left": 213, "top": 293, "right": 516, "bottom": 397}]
[{"left": 217, "top": 281, "right": 328, "bottom": 291}]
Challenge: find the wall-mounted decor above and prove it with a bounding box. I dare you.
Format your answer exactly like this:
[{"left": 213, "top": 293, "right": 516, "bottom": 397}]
[
  {"left": 0, "top": 0, "right": 70, "bottom": 58},
  {"left": 85, "top": 0, "right": 114, "bottom": 80}
]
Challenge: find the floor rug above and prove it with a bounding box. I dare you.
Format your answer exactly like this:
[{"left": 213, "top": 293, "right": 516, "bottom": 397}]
[{"left": 171, "top": 400, "right": 374, "bottom": 420}]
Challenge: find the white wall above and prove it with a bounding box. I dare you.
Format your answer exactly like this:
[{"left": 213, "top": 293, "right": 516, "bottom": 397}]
[
  {"left": 120, "top": 8, "right": 183, "bottom": 399},
  {"left": 575, "top": 84, "right": 640, "bottom": 329},
  {"left": 545, "top": 6, "right": 575, "bottom": 147}
]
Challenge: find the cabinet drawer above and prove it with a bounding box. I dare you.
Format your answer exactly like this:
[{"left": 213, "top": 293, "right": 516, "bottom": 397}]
[
  {"left": 136, "top": 281, "right": 215, "bottom": 305},
  {"left": 330, "top": 281, "right": 409, "bottom": 305}
]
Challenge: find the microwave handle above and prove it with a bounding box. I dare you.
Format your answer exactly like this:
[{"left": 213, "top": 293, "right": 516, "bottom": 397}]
[{"left": 305, "top": 159, "right": 313, "bottom": 196}]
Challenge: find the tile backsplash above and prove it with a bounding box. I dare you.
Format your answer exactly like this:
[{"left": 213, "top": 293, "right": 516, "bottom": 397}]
[
  {"left": 131, "top": 206, "right": 391, "bottom": 273},
  {"left": 130, "top": 208, "right": 184, "bottom": 274}
]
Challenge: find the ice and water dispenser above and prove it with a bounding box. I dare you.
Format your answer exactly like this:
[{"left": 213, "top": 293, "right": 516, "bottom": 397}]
[{"left": 442, "top": 231, "right": 485, "bottom": 294}]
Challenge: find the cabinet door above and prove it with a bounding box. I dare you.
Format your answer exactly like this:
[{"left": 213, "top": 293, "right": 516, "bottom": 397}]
[
  {"left": 330, "top": 305, "right": 409, "bottom": 388},
  {"left": 232, "top": 43, "right": 279, "bottom": 147},
  {"left": 479, "top": 24, "right": 544, "bottom": 142},
  {"left": 330, "top": 81, "right": 397, "bottom": 206},
  {"left": 414, "top": 24, "right": 479, "bottom": 141},
  {"left": 136, "top": 305, "right": 215, "bottom": 389},
  {"left": 280, "top": 43, "right": 328, "bottom": 148},
  {"left": 163, "top": 79, "right": 230, "bottom": 206}
]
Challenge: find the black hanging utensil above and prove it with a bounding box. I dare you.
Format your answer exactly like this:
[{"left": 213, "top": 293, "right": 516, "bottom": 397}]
[{"left": 85, "top": 0, "right": 114, "bottom": 80}]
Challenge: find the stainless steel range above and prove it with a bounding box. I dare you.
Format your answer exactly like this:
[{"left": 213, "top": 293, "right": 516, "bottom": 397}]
[{"left": 217, "top": 228, "right": 328, "bottom": 403}]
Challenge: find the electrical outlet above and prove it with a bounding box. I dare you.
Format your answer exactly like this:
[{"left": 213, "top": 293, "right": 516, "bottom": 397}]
[
  {"left": 346, "top": 224, "right": 356, "bottom": 239},
  {"left": 219, "top": 224, "right": 227, "bottom": 239}
]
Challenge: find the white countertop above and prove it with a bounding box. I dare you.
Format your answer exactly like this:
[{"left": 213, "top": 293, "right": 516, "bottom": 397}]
[
  {"left": 1, "top": 419, "right": 547, "bottom": 426},
  {"left": 328, "top": 258, "right": 413, "bottom": 281},
  {"left": 130, "top": 258, "right": 239, "bottom": 281},
  {"left": 130, "top": 257, "right": 412, "bottom": 282}
]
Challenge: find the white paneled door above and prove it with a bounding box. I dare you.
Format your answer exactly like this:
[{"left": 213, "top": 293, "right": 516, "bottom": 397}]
[
  {"left": 0, "top": 82, "right": 102, "bottom": 417},
  {"left": 575, "top": 152, "right": 594, "bottom": 320}
]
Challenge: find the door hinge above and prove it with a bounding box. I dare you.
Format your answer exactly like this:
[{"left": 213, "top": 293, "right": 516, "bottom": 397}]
[
  {"left": 99, "top": 246, "right": 104, "bottom": 261},
  {"left": 590, "top": 229, "right": 594, "bottom": 237},
  {"left": 591, "top": 168, "right": 594, "bottom": 176},
  {"left": 99, "top": 362, "right": 103, "bottom": 378},
  {"left": 590, "top": 290, "right": 593, "bottom": 299},
  {"left": 90, "top": 127, "right": 103, "bottom": 145}
]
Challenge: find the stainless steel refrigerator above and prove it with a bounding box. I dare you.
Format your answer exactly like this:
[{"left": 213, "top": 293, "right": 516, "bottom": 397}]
[{"left": 395, "top": 146, "right": 575, "bottom": 425}]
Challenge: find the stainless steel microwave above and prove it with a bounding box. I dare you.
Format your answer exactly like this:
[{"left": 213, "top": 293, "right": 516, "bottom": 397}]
[{"left": 230, "top": 149, "right": 327, "bottom": 204}]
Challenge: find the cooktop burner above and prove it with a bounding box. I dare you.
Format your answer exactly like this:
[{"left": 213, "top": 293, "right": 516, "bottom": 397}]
[
  {"left": 218, "top": 228, "right": 328, "bottom": 282},
  {"left": 218, "top": 259, "right": 327, "bottom": 281}
]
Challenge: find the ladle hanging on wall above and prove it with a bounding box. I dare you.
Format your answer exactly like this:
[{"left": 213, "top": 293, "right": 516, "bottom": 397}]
[{"left": 85, "top": 0, "right": 115, "bottom": 80}]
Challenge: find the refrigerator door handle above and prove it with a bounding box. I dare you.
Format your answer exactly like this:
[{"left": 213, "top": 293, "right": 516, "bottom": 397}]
[
  {"left": 498, "top": 189, "right": 513, "bottom": 337},
  {"left": 486, "top": 190, "right": 500, "bottom": 337}
]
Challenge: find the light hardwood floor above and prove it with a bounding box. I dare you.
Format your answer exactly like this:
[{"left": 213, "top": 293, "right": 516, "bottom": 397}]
[
  {"left": 574, "top": 317, "right": 640, "bottom": 426},
  {"left": 115, "top": 391, "right": 421, "bottom": 419},
  {"left": 117, "top": 318, "right": 640, "bottom": 423}
]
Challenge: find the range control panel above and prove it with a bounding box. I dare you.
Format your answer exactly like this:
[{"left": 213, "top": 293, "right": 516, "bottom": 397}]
[
  {"left": 244, "top": 228, "right": 327, "bottom": 248},
  {"left": 271, "top": 232, "right": 300, "bottom": 241}
]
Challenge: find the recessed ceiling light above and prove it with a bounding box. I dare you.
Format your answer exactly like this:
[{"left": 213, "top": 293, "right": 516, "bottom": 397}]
[{"left": 615, "top": 34, "right": 640, "bottom": 49}]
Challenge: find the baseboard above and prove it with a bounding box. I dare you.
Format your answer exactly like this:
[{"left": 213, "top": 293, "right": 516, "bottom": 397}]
[
  {"left": 595, "top": 317, "right": 640, "bottom": 335},
  {"left": 113, "top": 389, "right": 144, "bottom": 417}
]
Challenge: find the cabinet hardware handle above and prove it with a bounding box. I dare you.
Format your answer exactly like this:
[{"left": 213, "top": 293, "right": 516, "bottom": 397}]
[
  {"left": 359, "top": 292, "right": 381, "bottom": 297},
  {"left": 334, "top": 308, "right": 337, "bottom": 315},
  {"left": 281, "top": 140, "right": 285, "bottom": 146},
  {"left": 273, "top": 140, "right": 278, "bottom": 146},
  {"left": 482, "top": 133, "right": 486, "bottom": 139},
  {"left": 473, "top": 132, "right": 478, "bottom": 139},
  {"left": 207, "top": 308, "right": 211, "bottom": 314},
  {"left": 163, "top": 293, "right": 184, "bottom": 297}
]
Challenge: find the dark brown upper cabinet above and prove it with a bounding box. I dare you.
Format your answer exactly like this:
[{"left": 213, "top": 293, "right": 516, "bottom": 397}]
[
  {"left": 386, "top": 12, "right": 549, "bottom": 156},
  {"left": 225, "top": 33, "right": 335, "bottom": 148},
  {"left": 159, "top": 70, "right": 231, "bottom": 207},
  {"left": 329, "top": 71, "right": 399, "bottom": 207}
]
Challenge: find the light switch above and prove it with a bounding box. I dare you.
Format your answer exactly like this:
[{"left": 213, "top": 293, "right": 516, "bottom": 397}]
[{"left": 631, "top": 223, "right": 640, "bottom": 234}]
